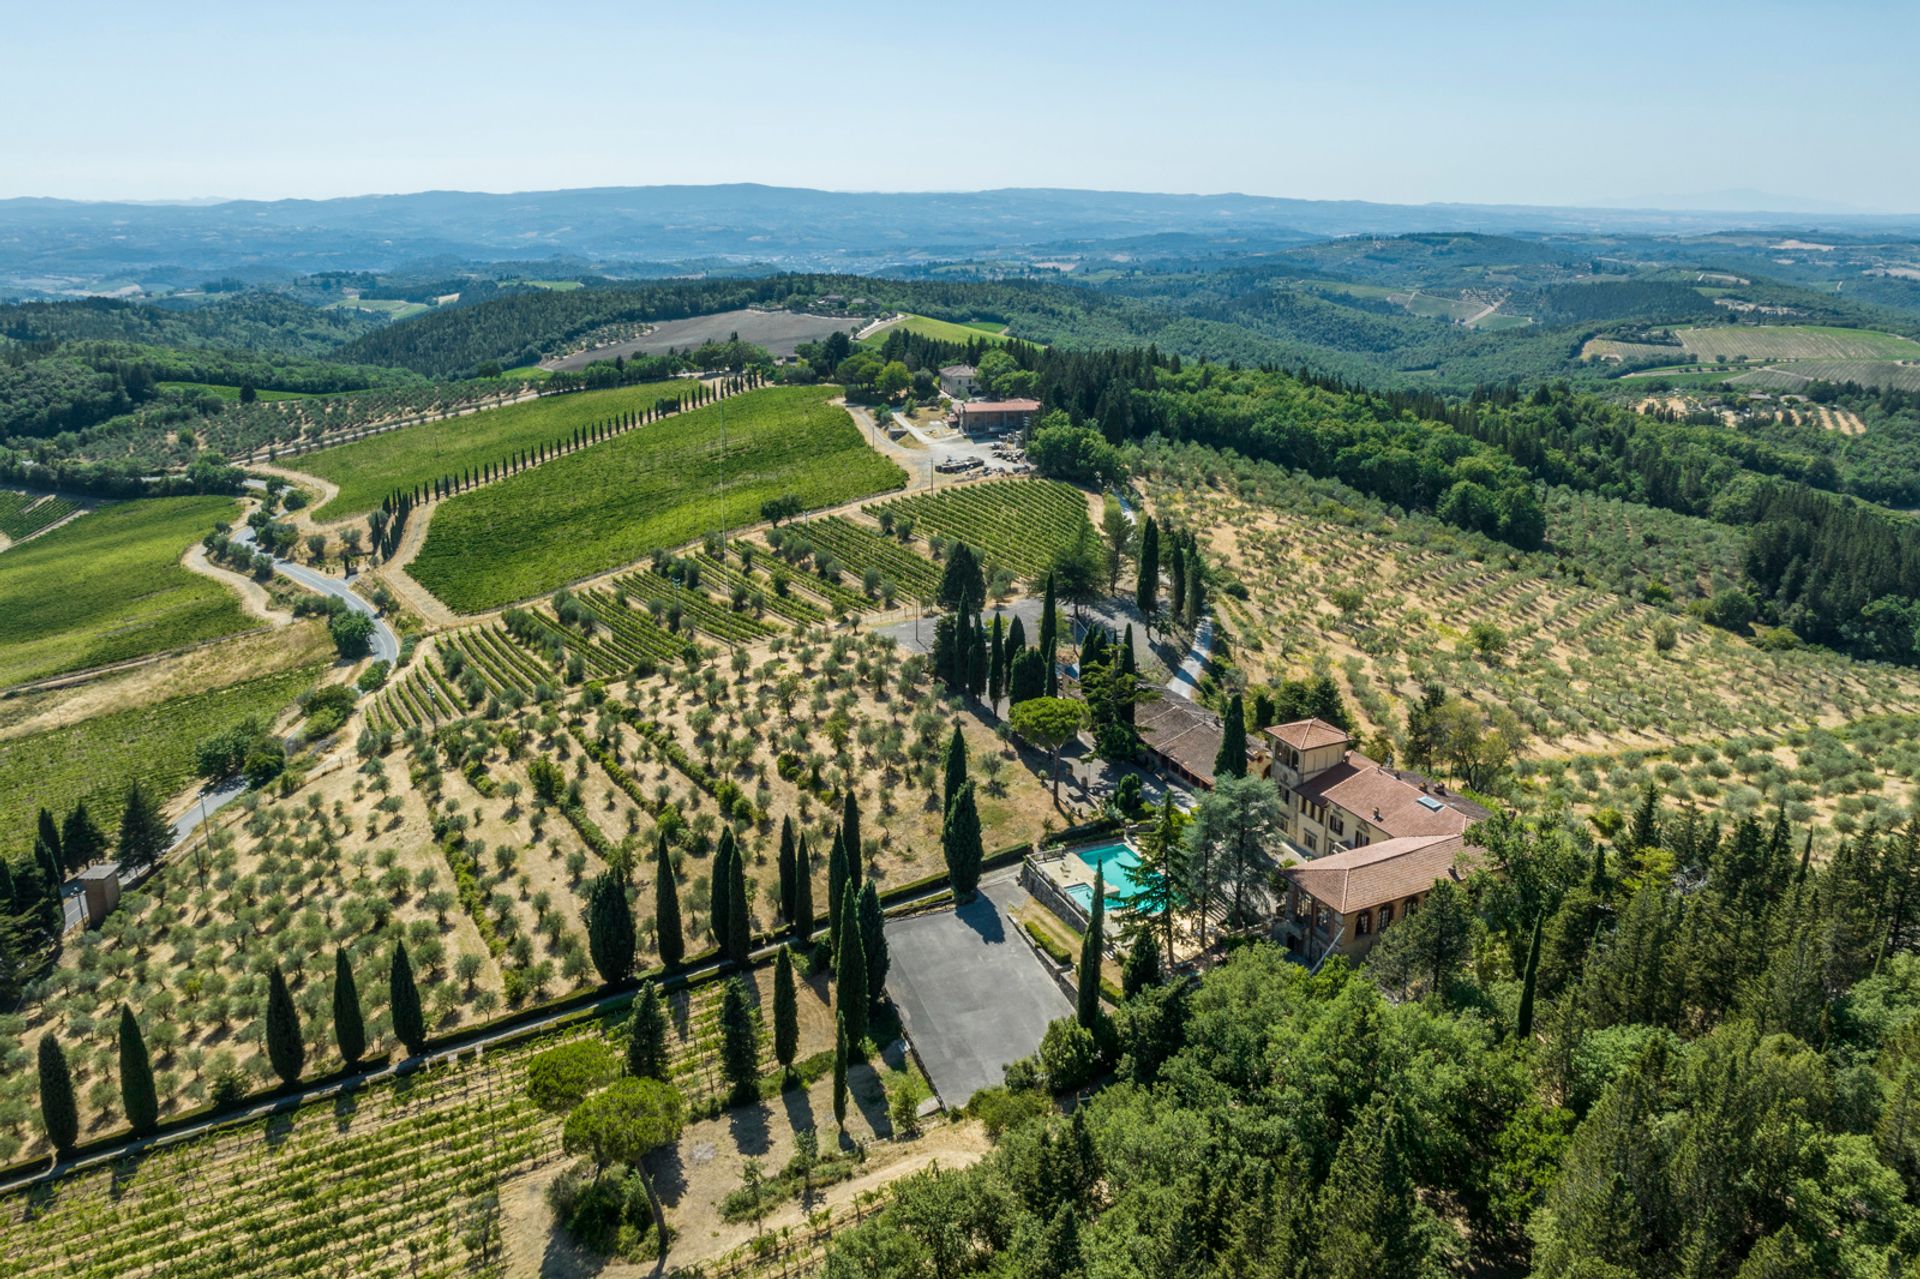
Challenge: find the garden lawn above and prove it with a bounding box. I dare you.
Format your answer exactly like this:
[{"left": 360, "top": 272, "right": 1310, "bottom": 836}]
[
  {"left": 0, "top": 660, "right": 323, "bottom": 847},
  {"left": 409, "top": 385, "right": 906, "bottom": 613},
  {"left": 0, "top": 496, "right": 254, "bottom": 687},
  {"left": 297, "top": 378, "right": 692, "bottom": 521}
]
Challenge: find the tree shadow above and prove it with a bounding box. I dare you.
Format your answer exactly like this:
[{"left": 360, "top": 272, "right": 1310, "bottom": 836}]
[
  {"left": 780, "top": 1081, "right": 816, "bottom": 1137},
  {"left": 955, "top": 893, "right": 1005, "bottom": 944},
  {"left": 728, "top": 1100, "right": 772, "bottom": 1156},
  {"left": 850, "top": 1060, "right": 893, "bottom": 1139},
  {"left": 263, "top": 1110, "right": 296, "bottom": 1149},
  {"left": 646, "top": 1141, "right": 689, "bottom": 1208},
  {"left": 332, "top": 1082, "right": 363, "bottom": 1133}
]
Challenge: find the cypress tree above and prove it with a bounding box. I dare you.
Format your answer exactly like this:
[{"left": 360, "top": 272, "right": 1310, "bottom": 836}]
[
  {"left": 793, "top": 835, "right": 815, "bottom": 946},
  {"left": 988, "top": 614, "right": 1006, "bottom": 708},
  {"left": 718, "top": 977, "right": 758, "bottom": 1103},
  {"left": 1136, "top": 516, "right": 1160, "bottom": 617},
  {"left": 35, "top": 808, "right": 61, "bottom": 874},
  {"left": 969, "top": 614, "right": 989, "bottom": 698},
  {"left": 38, "top": 1033, "right": 78, "bottom": 1154},
  {"left": 772, "top": 946, "right": 799, "bottom": 1074},
  {"left": 627, "top": 982, "right": 669, "bottom": 1080},
  {"left": 655, "top": 833, "right": 684, "bottom": 968},
  {"left": 943, "top": 724, "right": 969, "bottom": 814},
  {"left": 1516, "top": 912, "right": 1544, "bottom": 1040},
  {"left": 858, "top": 880, "right": 889, "bottom": 1014},
  {"left": 1040, "top": 573, "right": 1059, "bottom": 696},
  {"left": 777, "top": 816, "right": 798, "bottom": 924},
  {"left": 118, "top": 1005, "right": 159, "bottom": 1134},
  {"left": 943, "top": 780, "right": 984, "bottom": 901},
  {"left": 1122, "top": 931, "right": 1163, "bottom": 997},
  {"left": 1214, "top": 692, "right": 1248, "bottom": 780},
  {"left": 61, "top": 801, "right": 105, "bottom": 873},
  {"left": 832, "top": 1012, "right": 850, "bottom": 1131},
  {"left": 726, "top": 835, "right": 751, "bottom": 965},
  {"left": 34, "top": 835, "right": 59, "bottom": 898},
  {"left": 711, "top": 827, "right": 736, "bottom": 954},
  {"left": 333, "top": 948, "right": 365, "bottom": 1068},
  {"left": 390, "top": 940, "right": 425, "bottom": 1055},
  {"left": 828, "top": 828, "right": 850, "bottom": 958},
  {"left": 1120, "top": 628, "right": 1138, "bottom": 728},
  {"left": 1186, "top": 549, "right": 1204, "bottom": 622},
  {"left": 1008, "top": 647, "right": 1046, "bottom": 706},
  {"left": 1006, "top": 614, "right": 1027, "bottom": 656},
  {"left": 116, "top": 779, "right": 168, "bottom": 873},
  {"left": 586, "top": 871, "right": 636, "bottom": 984},
  {"left": 265, "top": 965, "right": 303, "bottom": 1087},
  {"left": 1169, "top": 542, "right": 1187, "bottom": 624},
  {"left": 836, "top": 881, "right": 869, "bottom": 1049},
  {"left": 1077, "top": 870, "right": 1106, "bottom": 1029}
]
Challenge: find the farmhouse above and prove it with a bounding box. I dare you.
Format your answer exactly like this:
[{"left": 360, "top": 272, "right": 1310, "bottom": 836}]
[
  {"left": 1135, "top": 695, "right": 1267, "bottom": 790},
  {"left": 1281, "top": 833, "right": 1476, "bottom": 963},
  {"left": 939, "top": 363, "right": 979, "bottom": 398},
  {"left": 955, "top": 398, "right": 1040, "bottom": 435},
  {"left": 1264, "top": 717, "right": 1485, "bottom": 856}
]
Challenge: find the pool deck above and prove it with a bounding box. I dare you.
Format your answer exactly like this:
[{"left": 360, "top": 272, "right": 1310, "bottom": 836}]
[{"left": 1035, "top": 843, "right": 1130, "bottom": 909}]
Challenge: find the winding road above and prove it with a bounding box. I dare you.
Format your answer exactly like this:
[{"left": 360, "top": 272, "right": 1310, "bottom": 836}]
[{"left": 231, "top": 522, "right": 399, "bottom": 665}]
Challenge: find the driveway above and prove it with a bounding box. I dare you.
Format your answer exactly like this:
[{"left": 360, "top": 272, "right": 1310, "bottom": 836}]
[
  {"left": 232, "top": 524, "right": 399, "bottom": 665},
  {"left": 883, "top": 878, "right": 1072, "bottom": 1107}
]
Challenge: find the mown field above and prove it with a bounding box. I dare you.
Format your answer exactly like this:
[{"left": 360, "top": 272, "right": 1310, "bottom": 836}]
[
  {"left": 0, "top": 656, "right": 325, "bottom": 854},
  {"left": 0, "top": 496, "right": 254, "bottom": 687},
  {"left": 1674, "top": 324, "right": 1920, "bottom": 361},
  {"left": 408, "top": 386, "right": 906, "bottom": 613},
  {"left": 863, "top": 313, "right": 1014, "bottom": 347},
  {"left": 296, "top": 379, "right": 693, "bottom": 521}
]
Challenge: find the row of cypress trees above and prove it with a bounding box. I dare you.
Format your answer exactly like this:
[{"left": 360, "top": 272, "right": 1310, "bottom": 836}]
[{"left": 35, "top": 941, "right": 428, "bottom": 1156}]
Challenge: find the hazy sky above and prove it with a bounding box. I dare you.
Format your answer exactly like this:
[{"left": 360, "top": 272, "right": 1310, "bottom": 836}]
[{"left": 6, "top": 0, "right": 1915, "bottom": 211}]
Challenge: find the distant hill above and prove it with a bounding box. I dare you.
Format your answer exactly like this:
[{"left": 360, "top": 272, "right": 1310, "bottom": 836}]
[{"left": 8, "top": 184, "right": 1920, "bottom": 296}]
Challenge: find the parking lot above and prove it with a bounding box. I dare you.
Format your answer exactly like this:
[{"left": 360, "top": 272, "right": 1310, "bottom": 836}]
[{"left": 883, "top": 879, "right": 1072, "bottom": 1107}]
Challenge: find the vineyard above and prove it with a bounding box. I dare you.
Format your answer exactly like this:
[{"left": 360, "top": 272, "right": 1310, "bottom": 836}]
[
  {"left": 1674, "top": 324, "right": 1920, "bottom": 362},
  {"left": 782, "top": 516, "right": 943, "bottom": 603},
  {"left": 1145, "top": 446, "right": 1920, "bottom": 758},
  {"left": 1729, "top": 360, "right": 1920, "bottom": 393},
  {"left": 0, "top": 491, "right": 80, "bottom": 542},
  {"left": 408, "top": 386, "right": 907, "bottom": 613},
  {"left": 295, "top": 378, "right": 697, "bottom": 521},
  {"left": 0, "top": 495, "right": 254, "bottom": 688},
  {"left": 876, "top": 479, "right": 1095, "bottom": 580}
]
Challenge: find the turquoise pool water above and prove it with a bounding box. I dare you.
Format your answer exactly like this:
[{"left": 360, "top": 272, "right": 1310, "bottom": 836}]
[
  {"left": 1066, "top": 882, "right": 1095, "bottom": 912},
  {"left": 1076, "top": 843, "right": 1147, "bottom": 901}
]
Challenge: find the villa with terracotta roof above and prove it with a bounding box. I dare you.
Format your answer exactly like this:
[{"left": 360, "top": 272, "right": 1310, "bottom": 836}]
[{"left": 1263, "top": 717, "right": 1488, "bottom": 962}]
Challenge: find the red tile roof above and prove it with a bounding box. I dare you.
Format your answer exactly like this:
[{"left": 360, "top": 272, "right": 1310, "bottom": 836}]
[
  {"left": 1294, "top": 753, "right": 1487, "bottom": 840},
  {"left": 959, "top": 398, "right": 1041, "bottom": 413},
  {"left": 1266, "top": 718, "right": 1352, "bottom": 751},
  {"left": 1285, "top": 834, "right": 1474, "bottom": 914}
]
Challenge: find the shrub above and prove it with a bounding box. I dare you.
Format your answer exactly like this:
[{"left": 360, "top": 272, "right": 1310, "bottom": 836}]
[
  {"left": 1039, "top": 1018, "right": 1098, "bottom": 1092},
  {"left": 527, "top": 1040, "right": 620, "bottom": 1113}
]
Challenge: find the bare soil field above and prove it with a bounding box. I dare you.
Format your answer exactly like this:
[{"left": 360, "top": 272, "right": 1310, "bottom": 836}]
[{"left": 543, "top": 310, "right": 863, "bottom": 370}]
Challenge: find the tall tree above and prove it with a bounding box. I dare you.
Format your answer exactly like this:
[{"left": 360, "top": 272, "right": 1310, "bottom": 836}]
[
  {"left": 1313, "top": 1101, "right": 1438, "bottom": 1279},
  {"left": 718, "top": 977, "right": 759, "bottom": 1103},
  {"left": 943, "top": 724, "right": 970, "bottom": 815},
  {"left": 35, "top": 808, "right": 61, "bottom": 876},
  {"left": 943, "top": 779, "right": 985, "bottom": 901},
  {"left": 1169, "top": 535, "right": 1187, "bottom": 625},
  {"left": 1184, "top": 776, "right": 1285, "bottom": 940},
  {"left": 836, "top": 880, "right": 869, "bottom": 1049},
  {"left": 1516, "top": 912, "right": 1544, "bottom": 1040},
  {"left": 333, "top": 948, "right": 365, "bottom": 1068},
  {"left": 828, "top": 828, "right": 851, "bottom": 959},
  {"left": 1077, "top": 870, "right": 1106, "bottom": 1030},
  {"left": 655, "top": 834, "right": 684, "bottom": 968},
  {"left": 988, "top": 614, "right": 1007, "bottom": 709},
  {"left": 118, "top": 1004, "right": 159, "bottom": 1134},
  {"left": 116, "top": 779, "right": 169, "bottom": 873},
  {"left": 1010, "top": 697, "right": 1089, "bottom": 805},
  {"left": 793, "top": 835, "right": 815, "bottom": 947},
  {"left": 264, "top": 964, "right": 304, "bottom": 1087},
  {"left": 587, "top": 871, "right": 636, "bottom": 984},
  {"left": 1007, "top": 647, "right": 1047, "bottom": 706},
  {"left": 725, "top": 836, "right": 752, "bottom": 965},
  {"left": 832, "top": 1011, "right": 850, "bottom": 1131},
  {"left": 627, "top": 982, "right": 670, "bottom": 1081},
  {"left": 37, "top": 1033, "right": 78, "bottom": 1155},
  {"left": 777, "top": 816, "right": 798, "bottom": 925},
  {"left": 858, "top": 880, "right": 889, "bottom": 1015},
  {"left": 390, "top": 940, "right": 425, "bottom": 1055},
  {"left": 1214, "top": 692, "right": 1248, "bottom": 781},
  {"left": 842, "top": 790, "right": 863, "bottom": 891},
  {"left": 1136, "top": 516, "right": 1160, "bottom": 619},
  {"left": 1130, "top": 795, "right": 1186, "bottom": 963},
  {"left": 1006, "top": 614, "right": 1027, "bottom": 657},
  {"left": 1185, "top": 547, "right": 1205, "bottom": 624},
  {"left": 1122, "top": 930, "right": 1163, "bottom": 997},
  {"left": 1038, "top": 572, "right": 1059, "bottom": 695},
  {"left": 711, "top": 827, "right": 736, "bottom": 955},
  {"left": 937, "top": 542, "right": 985, "bottom": 611},
  {"left": 60, "top": 801, "right": 106, "bottom": 874},
  {"left": 773, "top": 946, "right": 799, "bottom": 1075}
]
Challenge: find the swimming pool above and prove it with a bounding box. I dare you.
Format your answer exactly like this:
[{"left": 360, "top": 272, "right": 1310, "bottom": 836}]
[
  {"left": 1076, "top": 842, "right": 1148, "bottom": 902},
  {"left": 1066, "top": 882, "right": 1095, "bottom": 913}
]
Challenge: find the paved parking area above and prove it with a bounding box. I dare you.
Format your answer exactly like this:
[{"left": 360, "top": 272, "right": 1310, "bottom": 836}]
[{"left": 884, "top": 882, "right": 1072, "bottom": 1107}]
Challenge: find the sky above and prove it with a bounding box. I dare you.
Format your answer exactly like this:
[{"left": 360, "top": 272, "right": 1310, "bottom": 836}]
[{"left": 4, "top": 0, "right": 1916, "bottom": 212}]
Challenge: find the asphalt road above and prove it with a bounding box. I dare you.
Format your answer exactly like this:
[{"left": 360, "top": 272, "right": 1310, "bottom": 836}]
[
  {"left": 231, "top": 524, "right": 399, "bottom": 665},
  {"left": 59, "top": 775, "right": 250, "bottom": 930}
]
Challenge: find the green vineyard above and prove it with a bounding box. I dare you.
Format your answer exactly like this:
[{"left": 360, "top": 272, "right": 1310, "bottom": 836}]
[{"left": 875, "top": 479, "right": 1094, "bottom": 579}]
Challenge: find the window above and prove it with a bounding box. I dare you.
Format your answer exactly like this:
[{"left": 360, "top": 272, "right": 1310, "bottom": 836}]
[
  {"left": 1329, "top": 812, "right": 1345, "bottom": 836},
  {"left": 1378, "top": 903, "right": 1393, "bottom": 927},
  {"left": 1305, "top": 833, "right": 1317, "bottom": 852},
  {"left": 1355, "top": 910, "right": 1372, "bottom": 937}
]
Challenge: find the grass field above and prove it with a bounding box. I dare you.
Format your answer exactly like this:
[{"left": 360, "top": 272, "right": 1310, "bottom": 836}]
[
  {"left": 0, "top": 657, "right": 324, "bottom": 852},
  {"left": 156, "top": 382, "right": 315, "bottom": 402},
  {"left": 409, "top": 386, "right": 906, "bottom": 612},
  {"left": 862, "top": 313, "right": 1015, "bottom": 347},
  {"left": 1675, "top": 324, "right": 1920, "bottom": 361},
  {"left": 297, "top": 380, "right": 690, "bottom": 521},
  {"left": 323, "top": 296, "right": 432, "bottom": 320},
  {"left": 0, "top": 496, "right": 254, "bottom": 687}
]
